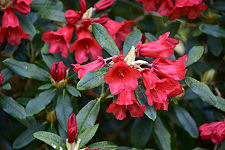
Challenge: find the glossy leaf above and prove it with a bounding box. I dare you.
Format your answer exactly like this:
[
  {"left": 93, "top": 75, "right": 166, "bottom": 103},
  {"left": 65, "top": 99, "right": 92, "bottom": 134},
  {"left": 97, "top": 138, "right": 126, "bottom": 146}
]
[
  {"left": 215, "top": 96, "right": 225, "bottom": 112},
  {"left": 199, "top": 24, "right": 225, "bottom": 38},
  {"left": 66, "top": 85, "right": 81, "bottom": 97},
  {"left": 186, "top": 46, "right": 204, "bottom": 67},
  {"left": 1, "top": 68, "right": 13, "bottom": 84},
  {"left": 145, "top": 33, "right": 157, "bottom": 41},
  {"left": 38, "top": 83, "right": 52, "bottom": 90},
  {"left": 88, "top": 141, "right": 118, "bottom": 150},
  {"left": 207, "top": 36, "right": 222, "bottom": 57},
  {"left": 38, "top": 9, "right": 66, "bottom": 22}
]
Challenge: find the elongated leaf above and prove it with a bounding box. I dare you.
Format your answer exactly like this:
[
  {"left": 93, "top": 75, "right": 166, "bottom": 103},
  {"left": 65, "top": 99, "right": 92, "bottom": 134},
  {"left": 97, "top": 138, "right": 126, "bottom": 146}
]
[
  {"left": 33, "top": 131, "right": 66, "bottom": 150},
  {"left": 38, "top": 9, "right": 66, "bottom": 22},
  {"left": 38, "top": 83, "right": 52, "bottom": 90},
  {"left": 0, "top": 94, "right": 26, "bottom": 119},
  {"left": 13, "top": 124, "right": 45, "bottom": 149},
  {"left": 77, "top": 67, "right": 109, "bottom": 90},
  {"left": 3, "top": 58, "right": 50, "bottom": 81},
  {"left": 1, "top": 68, "right": 13, "bottom": 84},
  {"left": 88, "top": 141, "right": 118, "bottom": 150},
  {"left": 186, "top": 46, "right": 204, "bottom": 67},
  {"left": 185, "top": 77, "right": 217, "bottom": 106},
  {"left": 77, "top": 99, "right": 100, "bottom": 134},
  {"left": 78, "top": 124, "right": 99, "bottom": 148},
  {"left": 92, "top": 23, "right": 120, "bottom": 56},
  {"left": 26, "top": 89, "right": 56, "bottom": 116},
  {"left": 153, "top": 117, "right": 171, "bottom": 150},
  {"left": 56, "top": 91, "right": 73, "bottom": 131},
  {"left": 174, "top": 106, "right": 199, "bottom": 138},
  {"left": 30, "top": 0, "right": 50, "bottom": 10},
  {"left": 145, "top": 33, "right": 157, "bottom": 41},
  {"left": 215, "top": 96, "right": 225, "bottom": 112},
  {"left": 131, "top": 117, "right": 152, "bottom": 148},
  {"left": 123, "top": 30, "right": 142, "bottom": 56},
  {"left": 1, "top": 83, "right": 11, "bottom": 90},
  {"left": 199, "top": 24, "right": 225, "bottom": 38},
  {"left": 135, "top": 86, "right": 156, "bottom": 121},
  {"left": 66, "top": 85, "right": 81, "bottom": 97},
  {"left": 207, "top": 36, "right": 222, "bottom": 57}
]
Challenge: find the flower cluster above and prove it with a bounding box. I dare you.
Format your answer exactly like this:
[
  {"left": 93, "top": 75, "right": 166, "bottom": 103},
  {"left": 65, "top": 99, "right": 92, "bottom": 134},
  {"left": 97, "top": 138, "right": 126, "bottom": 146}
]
[
  {"left": 0, "top": 0, "right": 32, "bottom": 45},
  {"left": 199, "top": 120, "right": 225, "bottom": 144},
  {"left": 136, "top": 0, "right": 208, "bottom": 21},
  {"left": 72, "top": 32, "right": 187, "bottom": 120},
  {"left": 42, "top": 0, "right": 134, "bottom": 64},
  {"left": 0, "top": 73, "right": 4, "bottom": 87}
]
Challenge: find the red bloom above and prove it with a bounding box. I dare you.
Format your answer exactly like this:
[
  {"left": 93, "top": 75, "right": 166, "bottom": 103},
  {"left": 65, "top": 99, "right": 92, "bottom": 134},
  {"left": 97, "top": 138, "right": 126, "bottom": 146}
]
[
  {"left": 0, "top": 7, "right": 29, "bottom": 45},
  {"left": 157, "top": 0, "right": 174, "bottom": 16},
  {"left": 152, "top": 55, "right": 187, "bottom": 80},
  {"left": 85, "top": 148, "right": 100, "bottom": 150},
  {"left": 50, "top": 61, "right": 67, "bottom": 83},
  {"left": 199, "top": 120, "right": 225, "bottom": 144},
  {"left": 107, "top": 90, "right": 146, "bottom": 120},
  {"left": 137, "top": 32, "right": 178, "bottom": 58},
  {"left": 136, "top": 0, "right": 158, "bottom": 12},
  {"left": 104, "top": 55, "right": 140, "bottom": 95},
  {"left": 154, "top": 99, "right": 169, "bottom": 111},
  {"left": 0, "top": 74, "right": 4, "bottom": 87},
  {"left": 79, "top": 0, "right": 87, "bottom": 14},
  {"left": 70, "top": 26, "right": 102, "bottom": 64},
  {"left": 13, "top": 0, "right": 32, "bottom": 15},
  {"left": 67, "top": 113, "right": 77, "bottom": 143},
  {"left": 94, "top": 0, "right": 114, "bottom": 11},
  {"left": 42, "top": 24, "right": 74, "bottom": 58},
  {"left": 72, "top": 56, "right": 106, "bottom": 79},
  {"left": 65, "top": 10, "right": 82, "bottom": 25},
  {"left": 169, "top": 0, "right": 208, "bottom": 21}
]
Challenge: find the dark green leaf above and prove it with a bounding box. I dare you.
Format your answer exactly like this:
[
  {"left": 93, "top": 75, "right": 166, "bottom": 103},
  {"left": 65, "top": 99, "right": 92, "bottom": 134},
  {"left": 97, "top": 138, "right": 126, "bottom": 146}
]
[
  {"left": 13, "top": 124, "right": 45, "bottom": 149},
  {"left": 153, "top": 117, "right": 171, "bottom": 150},
  {"left": 207, "top": 36, "right": 222, "bottom": 57},
  {"left": 215, "top": 96, "right": 225, "bottom": 112},
  {"left": 77, "top": 67, "right": 109, "bottom": 90},
  {"left": 199, "top": 24, "right": 225, "bottom": 38},
  {"left": 4, "top": 44, "right": 18, "bottom": 56},
  {"left": 0, "top": 94, "right": 26, "bottom": 119},
  {"left": 135, "top": 86, "right": 156, "bottom": 121},
  {"left": 213, "top": 2, "right": 225, "bottom": 11},
  {"left": 56, "top": 91, "right": 73, "bottom": 131},
  {"left": 92, "top": 23, "right": 121, "bottom": 56},
  {"left": 157, "top": 22, "right": 180, "bottom": 37},
  {"left": 78, "top": 124, "right": 99, "bottom": 148},
  {"left": 3, "top": 58, "right": 50, "bottom": 81},
  {"left": 38, "top": 9, "right": 66, "bottom": 22},
  {"left": 88, "top": 141, "right": 118, "bottom": 150},
  {"left": 123, "top": 29, "right": 142, "bottom": 56},
  {"left": 30, "top": 0, "right": 50, "bottom": 10},
  {"left": 186, "top": 46, "right": 204, "bottom": 67},
  {"left": 185, "top": 77, "right": 217, "bottom": 106},
  {"left": 1, "top": 83, "right": 11, "bottom": 90},
  {"left": 26, "top": 89, "right": 56, "bottom": 116},
  {"left": 145, "top": 33, "right": 157, "bottom": 41},
  {"left": 77, "top": 99, "right": 100, "bottom": 134},
  {"left": 33, "top": 131, "right": 66, "bottom": 150},
  {"left": 38, "top": 83, "right": 52, "bottom": 90},
  {"left": 1, "top": 68, "right": 13, "bottom": 84},
  {"left": 174, "top": 106, "right": 199, "bottom": 138},
  {"left": 66, "top": 85, "right": 81, "bottom": 97},
  {"left": 18, "top": 116, "right": 37, "bottom": 127},
  {"left": 193, "top": 148, "right": 209, "bottom": 150}
]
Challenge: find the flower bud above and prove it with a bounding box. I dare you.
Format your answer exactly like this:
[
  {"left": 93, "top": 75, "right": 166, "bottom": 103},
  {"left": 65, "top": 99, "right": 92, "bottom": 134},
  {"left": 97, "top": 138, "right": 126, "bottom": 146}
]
[
  {"left": 201, "top": 69, "right": 215, "bottom": 83},
  {"left": 46, "top": 110, "right": 57, "bottom": 123},
  {"left": 94, "top": 0, "right": 114, "bottom": 11},
  {"left": 67, "top": 113, "right": 77, "bottom": 143},
  {"left": 79, "top": 0, "right": 87, "bottom": 14},
  {"left": 65, "top": 10, "right": 82, "bottom": 25},
  {"left": 50, "top": 61, "right": 68, "bottom": 88},
  {"left": 0, "top": 73, "right": 4, "bottom": 87}
]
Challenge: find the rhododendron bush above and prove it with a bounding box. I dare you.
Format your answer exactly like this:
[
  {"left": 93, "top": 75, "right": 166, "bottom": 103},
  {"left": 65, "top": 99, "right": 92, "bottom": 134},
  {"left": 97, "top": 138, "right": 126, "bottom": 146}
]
[{"left": 1, "top": 0, "right": 225, "bottom": 149}]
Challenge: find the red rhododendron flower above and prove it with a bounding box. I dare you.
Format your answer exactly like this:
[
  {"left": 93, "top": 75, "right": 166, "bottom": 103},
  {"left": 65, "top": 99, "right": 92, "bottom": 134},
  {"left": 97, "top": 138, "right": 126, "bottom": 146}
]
[
  {"left": 154, "top": 99, "right": 169, "bottom": 111},
  {"left": 107, "top": 91, "right": 146, "bottom": 120},
  {"left": 0, "top": 7, "right": 29, "bottom": 45},
  {"left": 152, "top": 55, "right": 187, "bottom": 80},
  {"left": 72, "top": 56, "right": 106, "bottom": 79},
  {"left": 13, "top": 0, "right": 32, "bottom": 15},
  {"left": 169, "top": 0, "right": 208, "bottom": 21},
  {"left": 42, "top": 24, "right": 74, "bottom": 58},
  {"left": 0, "top": 73, "right": 4, "bottom": 87},
  {"left": 70, "top": 26, "right": 102, "bottom": 64},
  {"left": 50, "top": 61, "right": 67, "bottom": 83},
  {"left": 104, "top": 55, "right": 140, "bottom": 95},
  {"left": 199, "top": 120, "right": 225, "bottom": 144},
  {"left": 136, "top": 32, "right": 178, "bottom": 58},
  {"left": 94, "top": 0, "right": 114, "bottom": 11},
  {"left": 67, "top": 113, "right": 77, "bottom": 143},
  {"left": 65, "top": 10, "right": 82, "bottom": 25},
  {"left": 79, "top": 0, "right": 87, "bottom": 14}
]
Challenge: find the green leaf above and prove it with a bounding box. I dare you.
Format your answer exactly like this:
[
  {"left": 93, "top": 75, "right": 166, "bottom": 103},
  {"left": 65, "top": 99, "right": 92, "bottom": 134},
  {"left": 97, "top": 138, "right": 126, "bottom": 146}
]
[
  {"left": 13, "top": 123, "right": 45, "bottom": 149},
  {"left": 1, "top": 68, "right": 13, "bottom": 84},
  {"left": 77, "top": 99, "right": 100, "bottom": 134},
  {"left": 186, "top": 46, "right": 204, "bottom": 67},
  {"left": 4, "top": 44, "right": 18, "bottom": 56},
  {"left": 92, "top": 23, "right": 121, "bottom": 56},
  {"left": 33, "top": 131, "right": 66, "bottom": 150},
  {"left": 145, "top": 33, "right": 157, "bottom": 41},
  {"left": 215, "top": 96, "right": 225, "bottom": 112},
  {"left": 30, "top": 0, "right": 51, "bottom": 10},
  {"left": 66, "top": 85, "right": 81, "bottom": 97},
  {"left": 213, "top": 2, "right": 225, "bottom": 11},
  {"left": 0, "top": 94, "right": 26, "bottom": 119},
  {"left": 38, "top": 9, "right": 66, "bottom": 22},
  {"left": 199, "top": 24, "right": 225, "bottom": 38},
  {"left": 157, "top": 22, "right": 180, "bottom": 37},
  {"left": 207, "top": 36, "right": 222, "bottom": 57},
  {"left": 26, "top": 89, "right": 56, "bottom": 116},
  {"left": 185, "top": 77, "right": 217, "bottom": 106},
  {"left": 3, "top": 58, "right": 50, "bottom": 81},
  {"left": 77, "top": 67, "right": 109, "bottom": 90},
  {"left": 131, "top": 117, "right": 152, "bottom": 148},
  {"left": 193, "top": 148, "right": 209, "bottom": 150},
  {"left": 78, "top": 124, "right": 99, "bottom": 148},
  {"left": 135, "top": 86, "right": 156, "bottom": 121},
  {"left": 56, "top": 91, "right": 73, "bottom": 131},
  {"left": 88, "top": 141, "right": 118, "bottom": 150},
  {"left": 153, "top": 117, "right": 171, "bottom": 150},
  {"left": 123, "top": 29, "right": 142, "bottom": 56},
  {"left": 174, "top": 106, "right": 199, "bottom": 138},
  {"left": 1, "top": 83, "right": 11, "bottom": 90},
  {"left": 16, "top": 13, "right": 36, "bottom": 39},
  {"left": 38, "top": 83, "right": 52, "bottom": 90}
]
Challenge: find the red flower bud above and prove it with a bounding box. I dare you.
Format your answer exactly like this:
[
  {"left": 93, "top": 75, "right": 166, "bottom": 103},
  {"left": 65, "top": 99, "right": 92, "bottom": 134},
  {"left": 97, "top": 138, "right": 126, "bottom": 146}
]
[
  {"left": 50, "top": 61, "right": 67, "bottom": 83},
  {"left": 65, "top": 10, "right": 82, "bottom": 25},
  {"left": 79, "top": 0, "right": 87, "bottom": 14},
  {"left": 67, "top": 113, "right": 77, "bottom": 143},
  {"left": 94, "top": 0, "right": 114, "bottom": 11},
  {"left": 0, "top": 73, "right": 4, "bottom": 87},
  {"left": 13, "top": 0, "right": 32, "bottom": 15}
]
